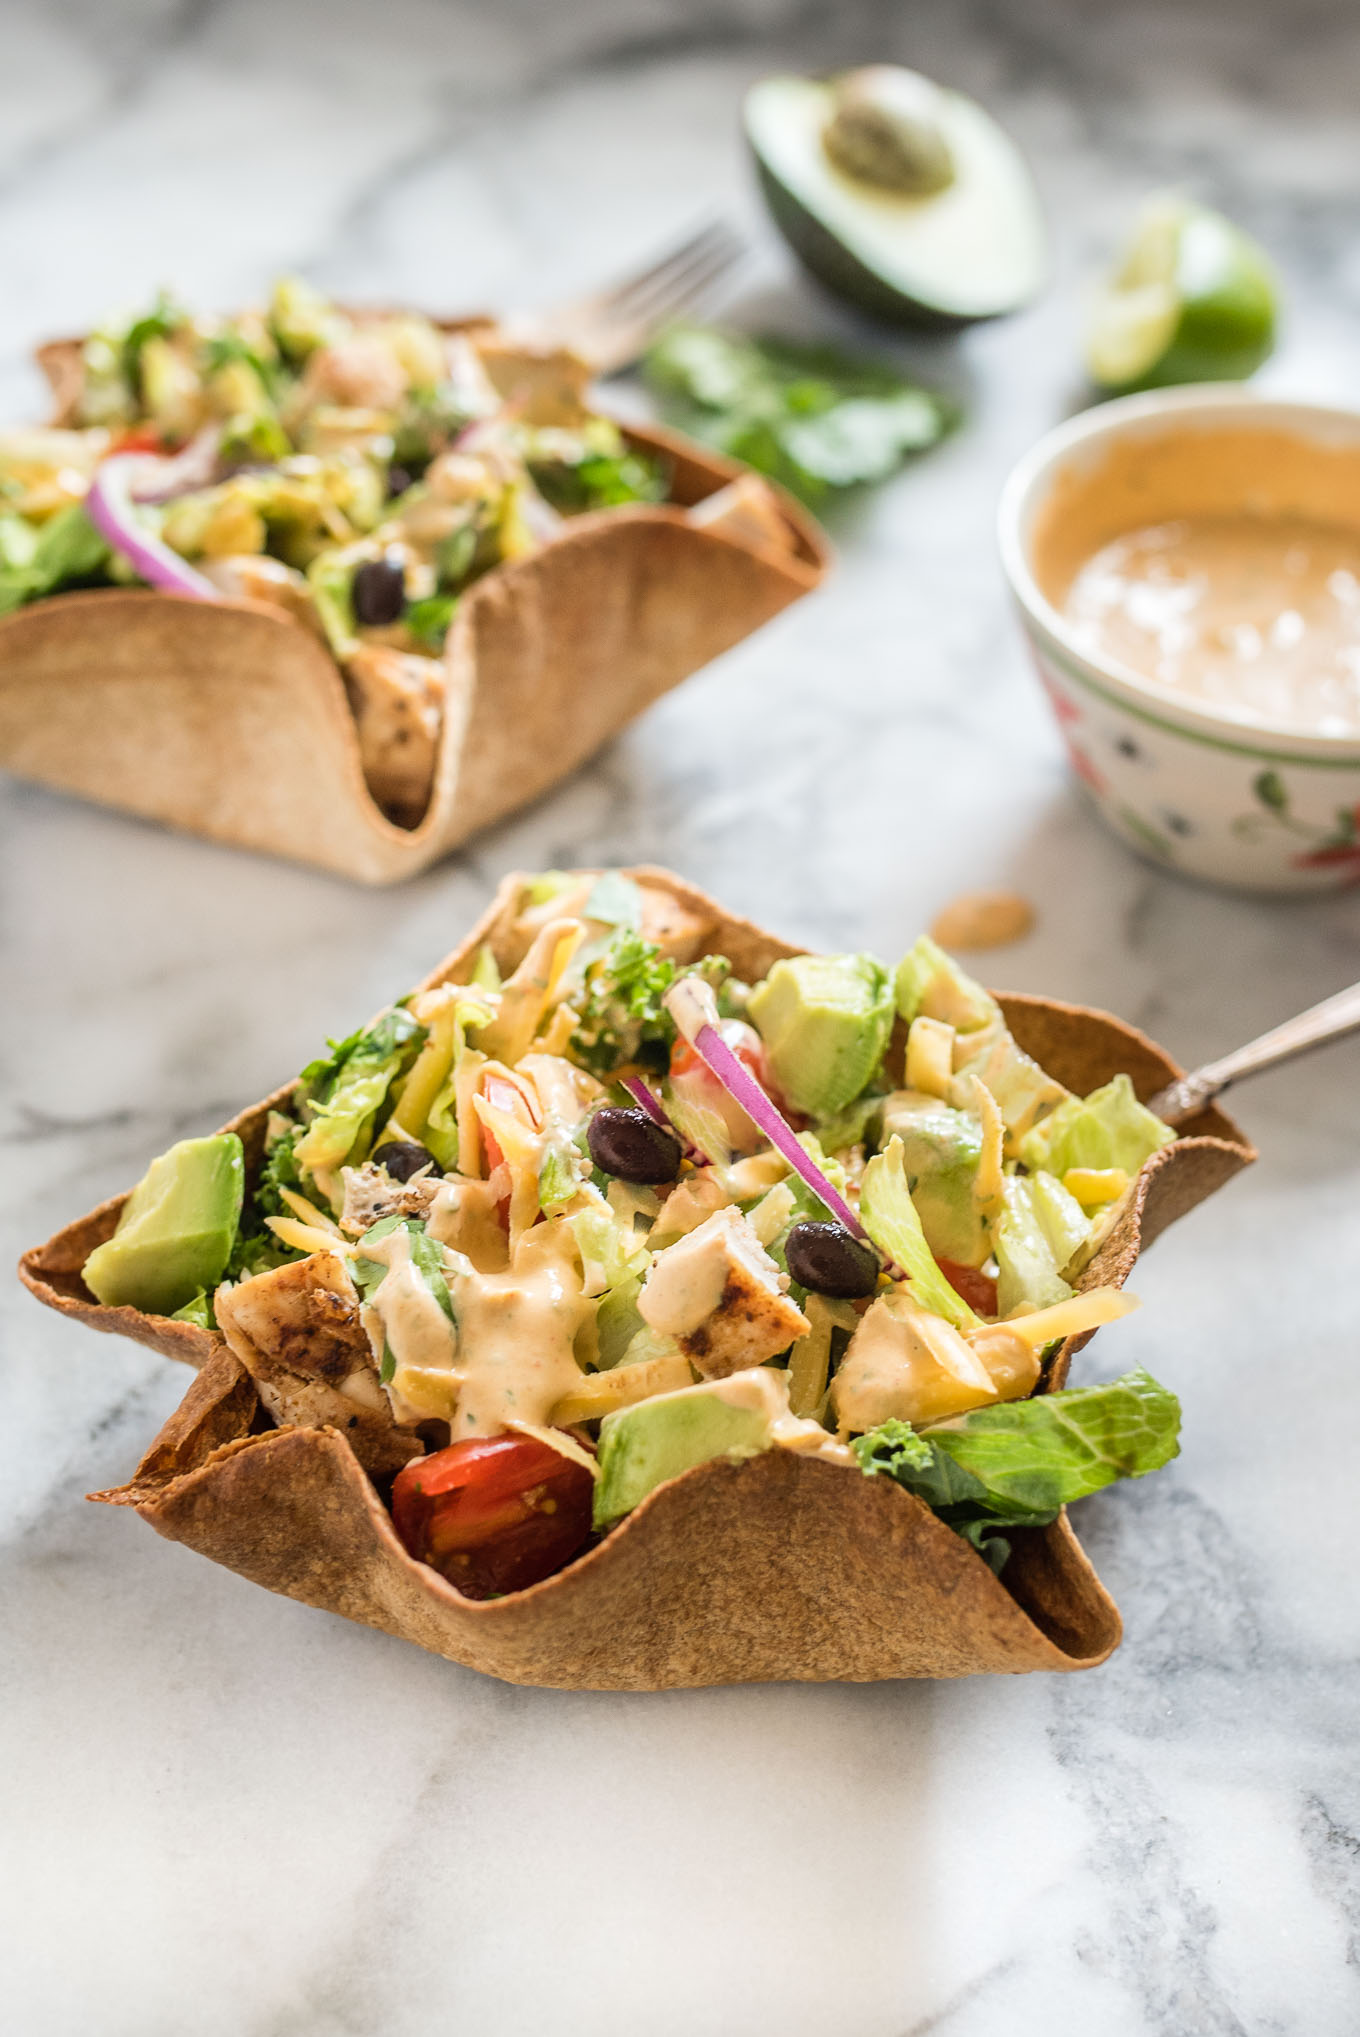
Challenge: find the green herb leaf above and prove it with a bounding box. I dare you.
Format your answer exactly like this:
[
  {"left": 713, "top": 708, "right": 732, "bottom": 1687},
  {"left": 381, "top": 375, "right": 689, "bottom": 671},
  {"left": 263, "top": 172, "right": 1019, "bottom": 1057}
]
[
  {"left": 353, "top": 1217, "right": 454, "bottom": 1324},
  {"left": 644, "top": 326, "right": 953, "bottom": 503},
  {"left": 406, "top": 593, "right": 458, "bottom": 651},
  {"left": 569, "top": 929, "right": 677, "bottom": 1077},
  {"left": 583, "top": 871, "right": 643, "bottom": 930}
]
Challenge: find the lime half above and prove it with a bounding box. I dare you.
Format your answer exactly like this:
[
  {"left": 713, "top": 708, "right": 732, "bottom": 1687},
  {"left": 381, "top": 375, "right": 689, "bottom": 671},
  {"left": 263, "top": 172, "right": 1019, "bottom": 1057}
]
[{"left": 1086, "top": 195, "right": 1277, "bottom": 393}]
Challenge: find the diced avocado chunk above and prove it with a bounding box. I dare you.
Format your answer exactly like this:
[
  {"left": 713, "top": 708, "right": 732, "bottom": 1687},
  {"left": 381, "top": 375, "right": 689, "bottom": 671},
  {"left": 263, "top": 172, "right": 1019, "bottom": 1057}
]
[
  {"left": 82, "top": 1134, "right": 244, "bottom": 1317},
  {"left": 880, "top": 1091, "right": 987, "bottom": 1267},
  {"left": 747, "top": 951, "right": 893, "bottom": 1117},
  {"left": 593, "top": 1379, "right": 775, "bottom": 1527},
  {"left": 894, "top": 935, "right": 995, "bottom": 1033}
]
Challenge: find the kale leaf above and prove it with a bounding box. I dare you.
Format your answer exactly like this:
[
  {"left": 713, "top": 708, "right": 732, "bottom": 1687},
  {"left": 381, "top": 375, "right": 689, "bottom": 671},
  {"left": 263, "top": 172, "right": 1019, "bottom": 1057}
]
[{"left": 569, "top": 932, "right": 731, "bottom": 1078}]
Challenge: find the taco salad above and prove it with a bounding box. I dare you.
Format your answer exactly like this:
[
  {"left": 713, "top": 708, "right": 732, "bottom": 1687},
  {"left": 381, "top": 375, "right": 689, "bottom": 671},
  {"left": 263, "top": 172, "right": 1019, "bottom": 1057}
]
[{"left": 66, "top": 867, "right": 1190, "bottom": 1602}]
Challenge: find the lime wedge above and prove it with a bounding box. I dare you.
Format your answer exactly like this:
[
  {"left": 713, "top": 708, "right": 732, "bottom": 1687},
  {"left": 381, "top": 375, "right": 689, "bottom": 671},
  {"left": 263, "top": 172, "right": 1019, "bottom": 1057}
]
[{"left": 1086, "top": 195, "right": 1277, "bottom": 392}]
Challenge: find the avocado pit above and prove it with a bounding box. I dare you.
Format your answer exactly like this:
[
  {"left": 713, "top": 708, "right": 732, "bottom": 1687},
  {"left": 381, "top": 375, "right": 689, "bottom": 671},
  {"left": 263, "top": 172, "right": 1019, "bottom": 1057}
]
[{"left": 822, "top": 67, "right": 955, "bottom": 197}]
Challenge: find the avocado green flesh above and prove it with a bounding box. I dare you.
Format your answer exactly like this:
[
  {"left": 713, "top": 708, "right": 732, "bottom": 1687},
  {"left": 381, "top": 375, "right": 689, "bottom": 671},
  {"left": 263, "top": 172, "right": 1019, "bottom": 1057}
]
[
  {"left": 593, "top": 1385, "right": 774, "bottom": 1527},
  {"left": 746, "top": 74, "right": 1046, "bottom": 327},
  {"left": 747, "top": 952, "right": 893, "bottom": 1119},
  {"left": 882, "top": 1094, "right": 988, "bottom": 1267},
  {"left": 82, "top": 1134, "right": 245, "bottom": 1317}
]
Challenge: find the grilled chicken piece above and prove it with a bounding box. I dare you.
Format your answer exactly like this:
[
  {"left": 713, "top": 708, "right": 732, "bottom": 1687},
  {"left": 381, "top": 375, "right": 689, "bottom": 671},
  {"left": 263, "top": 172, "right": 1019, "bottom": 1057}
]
[
  {"left": 198, "top": 553, "right": 325, "bottom": 636},
  {"left": 687, "top": 475, "right": 792, "bottom": 556},
  {"left": 215, "top": 1252, "right": 420, "bottom": 1476},
  {"left": 339, "top": 1162, "right": 440, "bottom": 1238},
  {"left": 638, "top": 1206, "right": 809, "bottom": 1380},
  {"left": 344, "top": 643, "right": 445, "bottom": 828},
  {"left": 472, "top": 338, "right": 592, "bottom": 427}
]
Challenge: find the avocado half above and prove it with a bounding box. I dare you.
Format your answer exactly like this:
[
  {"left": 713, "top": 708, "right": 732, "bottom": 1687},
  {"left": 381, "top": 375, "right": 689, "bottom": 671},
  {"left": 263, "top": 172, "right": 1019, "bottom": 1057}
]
[{"left": 746, "top": 72, "right": 1047, "bottom": 329}]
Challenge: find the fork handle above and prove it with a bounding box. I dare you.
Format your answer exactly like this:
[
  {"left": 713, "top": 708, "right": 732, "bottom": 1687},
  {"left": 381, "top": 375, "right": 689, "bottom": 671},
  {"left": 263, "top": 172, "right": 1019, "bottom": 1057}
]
[{"left": 1146, "top": 980, "right": 1360, "bottom": 1124}]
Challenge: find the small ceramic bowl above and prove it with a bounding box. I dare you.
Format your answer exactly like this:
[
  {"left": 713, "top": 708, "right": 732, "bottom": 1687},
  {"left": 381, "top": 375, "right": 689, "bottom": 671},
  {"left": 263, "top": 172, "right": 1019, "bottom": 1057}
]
[{"left": 998, "top": 387, "right": 1360, "bottom": 893}]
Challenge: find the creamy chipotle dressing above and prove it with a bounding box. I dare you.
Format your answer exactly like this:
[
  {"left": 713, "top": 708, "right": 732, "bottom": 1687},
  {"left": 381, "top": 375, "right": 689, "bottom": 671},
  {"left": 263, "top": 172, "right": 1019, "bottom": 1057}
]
[
  {"left": 1064, "top": 514, "right": 1360, "bottom": 734},
  {"left": 444, "top": 1226, "right": 590, "bottom": 1437},
  {"left": 1030, "top": 422, "right": 1360, "bottom": 739}
]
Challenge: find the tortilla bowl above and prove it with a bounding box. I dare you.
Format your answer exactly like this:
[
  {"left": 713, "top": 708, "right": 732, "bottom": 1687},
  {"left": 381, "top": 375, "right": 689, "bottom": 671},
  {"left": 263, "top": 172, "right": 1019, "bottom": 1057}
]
[
  {"left": 0, "top": 411, "right": 827, "bottom": 885},
  {"left": 24, "top": 869, "right": 1254, "bottom": 1687}
]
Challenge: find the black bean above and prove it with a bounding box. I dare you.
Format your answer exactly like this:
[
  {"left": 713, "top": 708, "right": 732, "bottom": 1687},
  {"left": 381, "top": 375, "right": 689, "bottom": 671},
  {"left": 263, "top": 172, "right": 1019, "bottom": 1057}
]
[
  {"left": 587, "top": 1106, "right": 683, "bottom": 1185},
  {"left": 386, "top": 464, "right": 415, "bottom": 500},
  {"left": 784, "top": 1220, "right": 879, "bottom": 1299},
  {"left": 353, "top": 553, "right": 407, "bottom": 626},
  {"left": 380, "top": 1139, "right": 441, "bottom": 1183}
]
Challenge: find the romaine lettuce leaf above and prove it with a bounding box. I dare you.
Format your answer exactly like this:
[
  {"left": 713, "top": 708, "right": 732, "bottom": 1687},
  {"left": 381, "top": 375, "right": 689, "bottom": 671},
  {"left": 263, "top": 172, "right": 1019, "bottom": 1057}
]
[
  {"left": 853, "top": 1365, "right": 1180, "bottom": 1570},
  {"left": 0, "top": 503, "right": 112, "bottom": 615},
  {"left": 993, "top": 1175, "right": 1073, "bottom": 1316},
  {"left": 894, "top": 937, "right": 1075, "bottom": 1146},
  {"left": 170, "top": 1289, "right": 216, "bottom": 1331},
  {"left": 398, "top": 992, "right": 493, "bottom": 1173},
  {"left": 858, "top": 1135, "right": 979, "bottom": 1332},
  {"left": 294, "top": 1006, "right": 426, "bottom": 1176},
  {"left": 927, "top": 1365, "right": 1181, "bottom": 1508},
  {"left": 1028, "top": 1170, "right": 1092, "bottom": 1270},
  {"left": 1019, "top": 1073, "right": 1175, "bottom": 1179},
  {"left": 538, "top": 1129, "right": 583, "bottom": 1213},
  {"left": 595, "top": 1275, "right": 646, "bottom": 1369},
  {"left": 568, "top": 1197, "right": 651, "bottom": 1367},
  {"left": 405, "top": 593, "right": 458, "bottom": 651},
  {"left": 582, "top": 870, "right": 643, "bottom": 929}
]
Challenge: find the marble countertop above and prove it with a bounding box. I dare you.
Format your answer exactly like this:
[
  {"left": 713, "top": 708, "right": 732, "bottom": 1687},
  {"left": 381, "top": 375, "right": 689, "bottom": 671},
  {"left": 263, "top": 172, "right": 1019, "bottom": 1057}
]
[{"left": 3, "top": 2, "right": 1359, "bottom": 2031}]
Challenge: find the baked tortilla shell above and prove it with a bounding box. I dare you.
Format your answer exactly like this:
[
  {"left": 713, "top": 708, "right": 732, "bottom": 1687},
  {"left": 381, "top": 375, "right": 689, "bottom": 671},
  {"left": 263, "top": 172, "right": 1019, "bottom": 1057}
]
[
  {"left": 0, "top": 404, "right": 827, "bottom": 884},
  {"left": 27, "top": 869, "right": 1252, "bottom": 1685}
]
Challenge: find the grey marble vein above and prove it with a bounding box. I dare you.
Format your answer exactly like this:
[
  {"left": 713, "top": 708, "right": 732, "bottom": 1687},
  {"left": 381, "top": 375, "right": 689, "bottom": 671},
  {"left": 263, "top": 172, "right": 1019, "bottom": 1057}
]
[{"left": 2, "top": 1, "right": 1359, "bottom": 2032}]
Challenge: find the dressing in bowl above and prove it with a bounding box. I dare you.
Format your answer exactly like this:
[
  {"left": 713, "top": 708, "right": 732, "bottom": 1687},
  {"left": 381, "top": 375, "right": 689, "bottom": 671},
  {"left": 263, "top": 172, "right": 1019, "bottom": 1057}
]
[{"left": 1000, "top": 390, "right": 1360, "bottom": 892}]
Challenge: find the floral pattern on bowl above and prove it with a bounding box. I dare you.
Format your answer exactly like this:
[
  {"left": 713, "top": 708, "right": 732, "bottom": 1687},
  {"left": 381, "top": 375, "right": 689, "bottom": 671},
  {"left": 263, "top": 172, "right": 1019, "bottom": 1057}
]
[{"left": 1027, "top": 628, "right": 1360, "bottom": 892}]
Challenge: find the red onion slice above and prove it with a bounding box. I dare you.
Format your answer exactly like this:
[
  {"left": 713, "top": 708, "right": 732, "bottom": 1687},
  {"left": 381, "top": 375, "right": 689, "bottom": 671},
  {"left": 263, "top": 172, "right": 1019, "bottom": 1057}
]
[
  {"left": 663, "top": 978, "right": 873, "bottom": 1245},
  {"left": 620, "top": 1075, "right": 669, "bottom": 1127},
  {"left": 86, "top": 456, "right": 218, "bottom": 600}
]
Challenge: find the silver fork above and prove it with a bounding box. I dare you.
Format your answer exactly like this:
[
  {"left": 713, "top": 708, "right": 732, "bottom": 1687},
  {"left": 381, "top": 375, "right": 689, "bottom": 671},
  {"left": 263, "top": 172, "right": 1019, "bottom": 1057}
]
[
  {"left": 524, "top": 220, "right": 746, "bottom": 373},
  {"left": 1147, "top": 979, "right": 1360, "bottom": 1124}
]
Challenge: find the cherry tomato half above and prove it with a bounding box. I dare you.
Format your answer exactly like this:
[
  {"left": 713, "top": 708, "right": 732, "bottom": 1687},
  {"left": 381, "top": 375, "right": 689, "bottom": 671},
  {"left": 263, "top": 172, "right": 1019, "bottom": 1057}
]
[
  {"left": 391, "top": 1433, "right": 594, "bottom": 1599},
  {"left": 476, "top": 1069, "right": 541, "bottom": 1220},
  {"left": 107, "top": 426, "right": 168, "bottom": 456},
  {"left": 936, "top": 1258, "right": 999, "bottom": 1317}
]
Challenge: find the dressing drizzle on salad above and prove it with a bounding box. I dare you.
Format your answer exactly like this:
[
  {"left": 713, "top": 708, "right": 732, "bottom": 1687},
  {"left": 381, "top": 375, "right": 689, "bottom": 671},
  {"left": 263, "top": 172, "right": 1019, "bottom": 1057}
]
[{"left": 86, "top": 870, "right": 1185, "bottom": 1594}]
